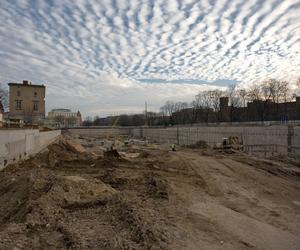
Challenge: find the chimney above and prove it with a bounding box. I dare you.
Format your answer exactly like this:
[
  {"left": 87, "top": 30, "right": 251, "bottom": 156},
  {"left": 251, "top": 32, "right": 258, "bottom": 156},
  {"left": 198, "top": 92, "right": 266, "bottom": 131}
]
[
  {"left": 220, "top": 97, "right": 229, "bottom": 108},
  {"left": 23, "top": 80, "right": 29, "bottom": 85}
]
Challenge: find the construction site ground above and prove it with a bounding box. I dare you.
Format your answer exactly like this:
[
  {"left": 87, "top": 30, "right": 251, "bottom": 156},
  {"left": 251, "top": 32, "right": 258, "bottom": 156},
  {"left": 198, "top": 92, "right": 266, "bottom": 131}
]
[{"left": 0, "top": 134, "right": 300, "bottom": 250}]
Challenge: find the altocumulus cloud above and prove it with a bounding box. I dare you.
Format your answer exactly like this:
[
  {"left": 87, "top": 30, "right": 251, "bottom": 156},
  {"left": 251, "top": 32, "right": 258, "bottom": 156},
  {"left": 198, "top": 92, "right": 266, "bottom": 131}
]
[{"left": 0, "top": 0, "right": 299, "bottom": 116}]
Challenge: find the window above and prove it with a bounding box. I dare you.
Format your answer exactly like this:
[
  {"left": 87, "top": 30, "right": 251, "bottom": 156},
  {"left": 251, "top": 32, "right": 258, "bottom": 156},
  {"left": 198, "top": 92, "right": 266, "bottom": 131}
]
[
  {"left": 16, "top": 100, "right": 22, "bottom": 110},
  {"left": 33, "top": 101, "right": 38, "bottom": 111},
  {"left": 17, "top": 90, "right": 21, "bottom": 97},
  {"left": 34, "top": 92, "right": 37, "bottom": 97}
]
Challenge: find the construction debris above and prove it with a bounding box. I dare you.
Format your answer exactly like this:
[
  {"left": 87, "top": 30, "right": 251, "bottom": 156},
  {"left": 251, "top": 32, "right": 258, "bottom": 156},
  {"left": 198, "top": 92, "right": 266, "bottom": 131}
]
[
  {"left": 62, "top": 137, "right": 86, "bottom": 154},
  {"left": 186, "top": 140, "right": 208, "bottom": 149},
  {"left": 0, "top": 135, "right": 299, "bottom": 249},
  {"left": 103, "top": 149, "right": 120, "bottom": 158}
]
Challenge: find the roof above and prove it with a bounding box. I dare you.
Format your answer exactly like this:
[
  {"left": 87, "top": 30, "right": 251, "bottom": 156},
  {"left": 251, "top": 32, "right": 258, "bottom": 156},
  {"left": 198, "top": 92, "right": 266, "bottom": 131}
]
[
  {"left": 51, "top": 109, "right": 71, "bottom": 112},
  {"left": 8, "top": 82, "right": 45, "bottom": 88}
]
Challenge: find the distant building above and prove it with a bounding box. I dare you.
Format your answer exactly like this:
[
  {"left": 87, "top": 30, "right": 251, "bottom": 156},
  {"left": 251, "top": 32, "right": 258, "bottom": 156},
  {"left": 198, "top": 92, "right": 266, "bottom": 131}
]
[
  {"left": 0, "top": 99, "right": 4, "bottom": 114},
  {"left": 219, "top": 96, "right": 300, "bottom": 122},
  {"left": 47, "top": 109, "right": 82, "bottom": 128},
  {"left": 0, "top": 98, "right": 4, "bottom": 127},
  {"left": 172, "top": 96, "right": 300, "bottom": 124},
  {"left": 8, "top": 80, "right": 45, "bottom": 123}
]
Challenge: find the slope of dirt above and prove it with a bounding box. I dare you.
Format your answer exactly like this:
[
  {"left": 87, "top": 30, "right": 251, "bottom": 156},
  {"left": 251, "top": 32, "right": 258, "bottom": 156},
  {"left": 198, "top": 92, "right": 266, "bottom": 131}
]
[{"left": 0, "top": 138, "right": 299, "bottom": 249}]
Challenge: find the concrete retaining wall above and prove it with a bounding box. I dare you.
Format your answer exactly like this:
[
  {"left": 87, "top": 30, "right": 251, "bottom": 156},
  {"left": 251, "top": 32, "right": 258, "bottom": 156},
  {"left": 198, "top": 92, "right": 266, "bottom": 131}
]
[
  {"left": 67, "top": 125, "right": 300, "bottom": 157},
  {"left": 142, "top": 126, "right": 287, "bottom": 145},
  {"left": 0, "top": 129, "right": 61, "bottom": 170},
  {"left": 131, "top": 127, "right": 143, "bottom": 138},
  {"left": 142, "top": 125, "right": 300, "bottom": 156},
  {"left": 68, "top": 127, "right": 132, "bottom": 138},
  {"left": 4, "top": 125, "right": 297, "bottom": 170}
]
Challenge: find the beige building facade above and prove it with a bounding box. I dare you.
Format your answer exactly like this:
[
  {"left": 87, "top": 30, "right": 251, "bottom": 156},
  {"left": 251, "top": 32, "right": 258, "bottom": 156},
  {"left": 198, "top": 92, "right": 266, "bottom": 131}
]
[
  {"left": 47, "top": 109, "right": 82, "bottom": 128},
  {"left": 8, "top": 80, "right": 45, "bottom": 123},
  {"left": 0, "top": 104, "right": 3, "bottom": 127}
]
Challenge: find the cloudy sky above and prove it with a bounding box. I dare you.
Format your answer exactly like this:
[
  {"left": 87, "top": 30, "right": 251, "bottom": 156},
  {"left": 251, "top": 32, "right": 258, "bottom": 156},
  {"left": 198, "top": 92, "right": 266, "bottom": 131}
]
[{"left": 0, "top": 0, "right": 300, "bottom": 117}]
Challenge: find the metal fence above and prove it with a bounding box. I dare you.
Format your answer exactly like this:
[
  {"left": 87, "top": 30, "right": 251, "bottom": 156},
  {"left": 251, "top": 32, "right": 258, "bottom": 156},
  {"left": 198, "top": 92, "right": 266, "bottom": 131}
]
[{"left": 243, "top": 144, "right": 300, "bottom": 158}]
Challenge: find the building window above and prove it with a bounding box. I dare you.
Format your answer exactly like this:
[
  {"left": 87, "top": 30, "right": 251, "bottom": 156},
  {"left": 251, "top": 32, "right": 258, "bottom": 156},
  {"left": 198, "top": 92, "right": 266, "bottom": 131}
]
[
  {"left": 34, "top": 92, "right": 37, "bottom": 97},
  {"left": 33, "top": 101, "right": 38, "bottom": 111},
  {"left": 17, "top": 90, "right": 21, "bottom": 97},
  {"left": 16, "top": 100, "right": 22, "bottom": 110}
]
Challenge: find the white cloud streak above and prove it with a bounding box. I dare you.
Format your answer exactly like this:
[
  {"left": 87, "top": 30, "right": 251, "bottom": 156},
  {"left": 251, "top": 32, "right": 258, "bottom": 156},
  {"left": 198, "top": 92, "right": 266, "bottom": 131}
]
[{"left": 0, "top": 0, "right": 299, "bottom": 117}]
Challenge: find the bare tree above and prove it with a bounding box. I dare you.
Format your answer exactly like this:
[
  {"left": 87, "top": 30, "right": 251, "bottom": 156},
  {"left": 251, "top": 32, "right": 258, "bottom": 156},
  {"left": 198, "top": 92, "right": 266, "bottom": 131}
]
[
  {"left": 247, "top": 84, "right": 261, "bottom": 101},
  {"left": 83, "top": 116, "right": 94, "bottom": 126},
  {"left": 279, "top": 80, "right": 291, "bottom": 103},
  {"left": 246, "top": 83, "right": 266, "bottom": 122},
  {"left": 195, "top": 91, "right": 212, "bottom": 123},
  {"left": 160, "top": 101, "right": 176, "bottom": 116},
  {"left": 260, "top": 81, "right": 272, "bottom": 101},
  {"left": 195, "top": 91, "right": 212, "bottom": 109},
  {"left": 160, "top": 101, "right": 177, "bottom": 125},
  {"left": 173, "top": 101, "right": 189, "bottom": 124},
  {"left": 0, "top": 83, "right": 8, "bottom": 111},
  {"left": 210, "top": 90, "right": 223, "bottom": 112},
  {"left": 194, "top": 89, "right": 223, "bottom": 123},
  {"left": 189, "top": 100, "right": 201, "bottom": 123}
]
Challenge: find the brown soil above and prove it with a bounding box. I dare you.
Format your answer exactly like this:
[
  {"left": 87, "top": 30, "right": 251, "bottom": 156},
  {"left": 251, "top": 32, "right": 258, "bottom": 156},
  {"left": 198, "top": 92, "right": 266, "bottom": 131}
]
[{"left": 0, "top": 137, "right": 300, "bottom": 249}]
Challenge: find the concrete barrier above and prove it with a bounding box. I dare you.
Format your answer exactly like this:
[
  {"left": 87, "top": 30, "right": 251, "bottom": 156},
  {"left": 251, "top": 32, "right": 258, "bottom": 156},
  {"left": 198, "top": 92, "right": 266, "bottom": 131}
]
[{"left": 0, "top": 129, "right": 61, "bottom": 170}]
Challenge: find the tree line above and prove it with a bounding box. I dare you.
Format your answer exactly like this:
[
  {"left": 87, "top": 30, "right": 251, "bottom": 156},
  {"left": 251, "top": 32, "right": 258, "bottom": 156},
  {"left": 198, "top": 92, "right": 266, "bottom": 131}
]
[
  {"left": 160, "top": 77, "right": 300, "bottom": 124},
  {"left": 82, "top": 77, "right": 300, "bottom": 126}
]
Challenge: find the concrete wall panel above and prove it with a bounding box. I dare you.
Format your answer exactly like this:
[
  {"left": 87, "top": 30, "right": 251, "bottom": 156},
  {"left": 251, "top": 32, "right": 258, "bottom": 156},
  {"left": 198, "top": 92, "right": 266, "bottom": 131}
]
[
  {"left": 142, "top": 125, "right": 295, "bottom": 156},
  {"left": 68, "top": 128, "right": 131, "bottom": 138},
  {"left": 0, "top": 129, "right": 61, "bottom": 170}
]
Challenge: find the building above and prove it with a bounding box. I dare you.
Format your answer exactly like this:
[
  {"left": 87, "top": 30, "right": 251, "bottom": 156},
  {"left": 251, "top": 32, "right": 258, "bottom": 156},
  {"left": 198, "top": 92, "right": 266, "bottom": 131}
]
[
  {"left": 172, "top": 96, "right": 300, "bottom": 124},
  {"left": 219, "top": 96, "right": 300, "bottom": 122},
  {"left": 8, "top": 80, "right": 45, "bottom": 123},
  {"left": 47, "top": 109, "right": 82, "bottom": 128},
  {"left": 0, "top": 99, "right": 4, "bottom": 127}
]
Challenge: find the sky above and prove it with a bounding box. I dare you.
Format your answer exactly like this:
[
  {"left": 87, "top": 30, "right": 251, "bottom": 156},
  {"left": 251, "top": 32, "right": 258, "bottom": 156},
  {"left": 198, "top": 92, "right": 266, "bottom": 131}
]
[{"left": 0, "top": 0, "right": 300, "bottom": 117}]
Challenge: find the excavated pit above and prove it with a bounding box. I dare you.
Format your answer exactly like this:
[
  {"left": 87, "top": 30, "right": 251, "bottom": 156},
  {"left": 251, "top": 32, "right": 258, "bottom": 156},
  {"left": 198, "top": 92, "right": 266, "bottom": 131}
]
[{"left": 0, "top": 136, "right": 300, "bottom": 249}]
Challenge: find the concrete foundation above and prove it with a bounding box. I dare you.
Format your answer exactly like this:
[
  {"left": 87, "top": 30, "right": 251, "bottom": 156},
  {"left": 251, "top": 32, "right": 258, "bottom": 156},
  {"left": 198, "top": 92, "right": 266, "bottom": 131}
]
[{"left": 0, "top": 129, "right": 61, "bottom": 170}]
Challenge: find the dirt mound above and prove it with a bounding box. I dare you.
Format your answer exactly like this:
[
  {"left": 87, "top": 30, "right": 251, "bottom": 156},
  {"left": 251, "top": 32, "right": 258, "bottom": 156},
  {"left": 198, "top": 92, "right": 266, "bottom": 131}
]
[
  {"left": 0, "top": 168, "right": 55, "bottom": 224},
  {"left": 187, "top": 140, "right": 209, "bottom": 149},
  {"left": 104, "top": 149, "right": 121, "bottom": 158},
  {"left": 0, "top": 164, "right": 120, "bottom": 249},
  {"left": 102, "top": 196, "right": 169, "bottom": 249},
  {"left": 0, "top": 136, "right": 300, "bottom": 249},
  {"left": 145, "top": 174, "right": 169, "bottom": 199},
  {"left": 126, "top": 148, "right": 150, "bottom": 158},
  {"left": 0, "top": 140, "right": 174, "bottom": 249}
]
